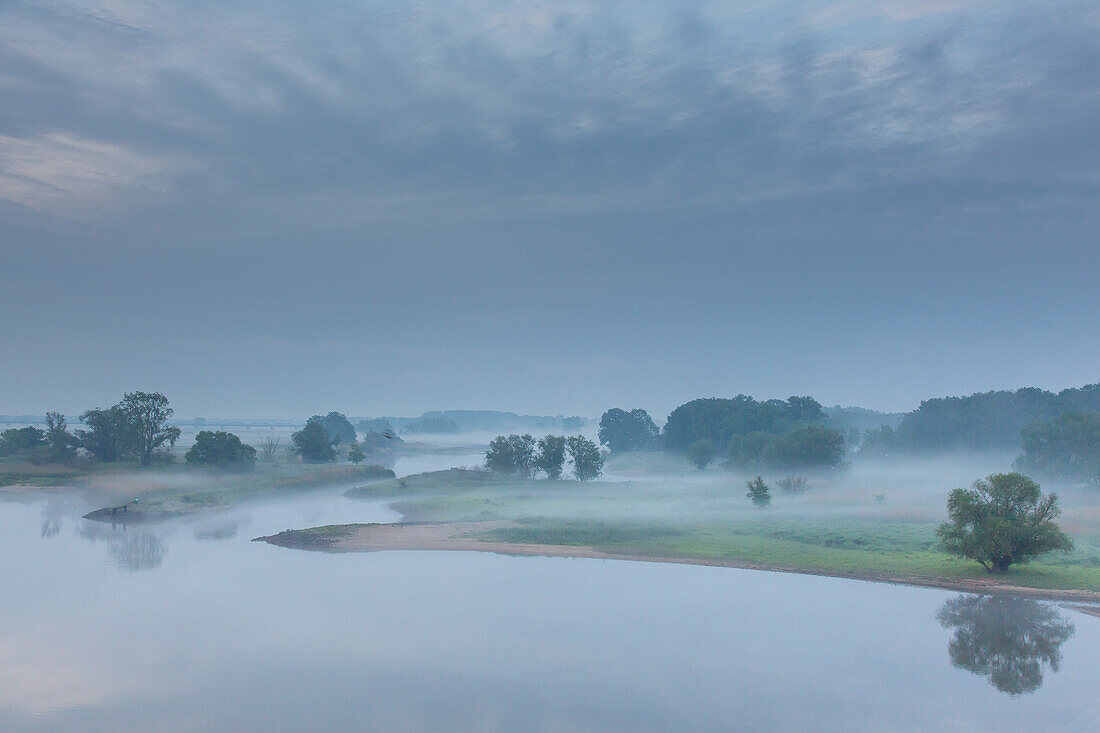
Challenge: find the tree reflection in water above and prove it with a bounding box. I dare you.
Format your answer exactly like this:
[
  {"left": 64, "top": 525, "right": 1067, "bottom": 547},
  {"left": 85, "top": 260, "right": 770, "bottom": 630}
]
[
  {"left": 937, "top": 595, "right": 1075, "bottom": 695},
  {"left": 79, "top": 521, "right": 167, "bottom": 571}
]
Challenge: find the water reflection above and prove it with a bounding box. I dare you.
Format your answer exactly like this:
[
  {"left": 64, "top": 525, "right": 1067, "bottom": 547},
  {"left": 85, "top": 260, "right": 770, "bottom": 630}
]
[
  {"left": 79, "top": 522, "right": 168, "bottom": 571},
  {"left": 40, "top": 519, "right": 61, "bottom": 538},
  {"left": 937, "top": 595, "right": 1075, "bottom": 695}
]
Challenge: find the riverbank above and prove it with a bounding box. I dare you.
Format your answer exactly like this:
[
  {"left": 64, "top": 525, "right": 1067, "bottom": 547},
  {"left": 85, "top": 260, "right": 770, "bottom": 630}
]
[{"left": 256, "top": 520, "right": 1100, "bottom": 603}]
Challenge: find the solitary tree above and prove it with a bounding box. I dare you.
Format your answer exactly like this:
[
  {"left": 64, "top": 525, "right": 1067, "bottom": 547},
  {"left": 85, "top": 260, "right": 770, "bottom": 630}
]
[
  {"left": 347, "top": 442, "right": 366, "bottom": 465},
  {"left": 185, "top": 430, "right": 256, "bottom": 471},
  {"left": 119, "top": 391, "right": 181, "bottom": 467},
  {"left": 258, "top": 434, "right": 281, "bottom": 462},
  {"left": 485, "top": 434, "right": 537, "bottom": 477},
  {"left": 688, "top": 438, "right": 717, "bottom": 469},
  {"left": 598, "top": 408, "right": 659, "bottom": 453},
  {"left": 566, "top": 435, "right": 603, "bottom": 481},
  {"left": 746, "top": 476, "right": 771, "bottom": 507},
  {"left": 536, "top": 435, "right": 566, "bottom": 479},
  {"left": 936, "top": 473, "right": 1073, "bottom": 573},
  {"left": 291, "top": 420, "right": 338, "bottom": 463},
  {"left": 307, "top": 412, "right": 357, "bottom": 446}
]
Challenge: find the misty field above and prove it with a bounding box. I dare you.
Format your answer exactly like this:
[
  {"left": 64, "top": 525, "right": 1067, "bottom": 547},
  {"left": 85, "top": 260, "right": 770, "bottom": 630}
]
[{"left": 344, "top": 457, "right": 1100, "bottom": 593}]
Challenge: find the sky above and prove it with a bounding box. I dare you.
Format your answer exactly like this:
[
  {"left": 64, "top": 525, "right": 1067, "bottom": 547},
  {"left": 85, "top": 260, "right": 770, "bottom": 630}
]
[{"left": 1, "top": 0, "right": 1099, "bottom": 420}]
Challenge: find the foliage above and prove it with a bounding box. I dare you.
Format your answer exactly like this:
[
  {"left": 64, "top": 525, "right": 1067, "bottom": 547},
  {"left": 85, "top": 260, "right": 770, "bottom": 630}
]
[
  {"left": 688, "top": 438, "right": 717, "bottom": 469},
  {"left": 360, "top": 430, "right": 402, "bottom": 452},
  {"left": 536, "top": 435, "right": 566, "bottom": 479},
  {"left": 598, "top": 408, "right": 659, "bottom": 453},
  {"left": 76, "top": 406, "right": 128, "bottom": 462},
  {"left": 485, "top": 434, "right": 537, "bottom": 477},
  {"left": 746, "top": 476, "right": 771, "bottom": 507},
  {"left": 347, "top": 442, "right": 366, "bottom": 465},
  {"left": 292, "top": 420, "right": 338, "bottom": 463},
  {"left": 43, "top": 412, "right": 79, "bottom": 463},
  {"left": 937, "top": 596, "right": 1075, "bottom": 695},
  {"left": 937, "top": 473, "right": 1073, "bottom": 573},
  {"left": 118, "top": 391, "right": 181, "bottom": 467},
  {"left": 728, "top": 425, "right": 846, "bottom": 470},
  {"left": 663, "top": 395, "right": 824, "bottom": 453},
  {"left": 185, "top": 430, "right": 256, "bottom": 471},
  {"left": 566, "top": 435, "right": 603, "bottom": 481},
  {"left": 0, "top": 426, "right": 46, "bottom": 461},
  {"left": 307, "top": 412, "right": 356, "bottom": 446},
  {"left": 862, "top": 384, "right": 1100, "bottom": 455},
  {"left": 1015, "top": 411, "right": 1100, "bottom": 486}
]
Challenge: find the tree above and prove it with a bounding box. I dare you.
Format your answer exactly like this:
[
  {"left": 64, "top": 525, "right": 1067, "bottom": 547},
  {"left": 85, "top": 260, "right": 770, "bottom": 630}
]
[
  {"left": 307, "top": 412, "right": 356, "bottom": 446},
  {"left": 762, "top": 425, "right": 845, "bottom": 469},
  {"left": 258, "top": 434, "right": 281, "bottom": 462},
  {"left": 44, "top": 412, "right": 79, "bottom": 463},
  {"left": 688, "top": 438, "right": 717, "bottom": 469},
  {"left": 292, "top": 421, "right": 338, "bottom": 463},
  {"left": 663, "top": 395, "right": 825, "bottom": 454},
  {"left": 598, "top": 408, "right": 659, "bottom": 453},
  {"left": 485, "top": 434, "right": 537, "bottom": 477},
  {"left": 185, "top": 430, "right": 256, "bottom": 471},
  {"left": 119, "top": 391, "right": 181, "bottom": 467},
  {"left": 1016, "top": 411, "right": 1100, "bottom": 486},
  {"left": 347, "top": 442, "right": 366, "bottom": 465},
  {"left": 536, "top": 435, "right": 566, "bottom": 479},
  {"left": 936, "top": 473, "right": 1073, "bottom": 573},
  {"left": 746, "top": 476, "right": 770, "bottom": 507},
  {"left": 566, "top": 435, "right": 603, "bottom": 481},
  {"left": 77, "top": 406, "right": 128, "bottom": 462},
  {"left": 937, "top": 595, "right": 1075, "bottom": 695}
]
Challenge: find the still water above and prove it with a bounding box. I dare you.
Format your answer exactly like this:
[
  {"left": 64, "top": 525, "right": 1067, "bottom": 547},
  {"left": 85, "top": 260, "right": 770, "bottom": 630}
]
[{"left": 2, "top": 479, "right": 1099, "bottom": 731}]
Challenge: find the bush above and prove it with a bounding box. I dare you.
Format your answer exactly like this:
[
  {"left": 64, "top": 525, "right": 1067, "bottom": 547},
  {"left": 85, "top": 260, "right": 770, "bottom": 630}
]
[{"left": 185, "top": 431, "right": 257, "bottom": 471}]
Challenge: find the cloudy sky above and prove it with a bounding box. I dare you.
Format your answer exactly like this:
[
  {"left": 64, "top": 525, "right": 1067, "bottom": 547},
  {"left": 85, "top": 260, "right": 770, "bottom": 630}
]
[{"left": 1, "top": 0, "right": 1098, "bottom": 420}]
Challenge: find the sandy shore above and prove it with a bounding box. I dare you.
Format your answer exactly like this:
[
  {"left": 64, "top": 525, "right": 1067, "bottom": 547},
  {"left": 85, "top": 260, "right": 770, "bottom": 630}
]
[{"left": 256, "top": 521, "right": 1100, "bottom": 604}]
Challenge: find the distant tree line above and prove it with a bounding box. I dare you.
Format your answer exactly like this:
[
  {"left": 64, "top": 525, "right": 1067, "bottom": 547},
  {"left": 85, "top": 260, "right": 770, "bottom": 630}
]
[
  {"left": 484, "top": 434, "right": 604, "bottom": 481},
  {"left": 860, "top": 384, "right": 1100, "bottom": 456}
]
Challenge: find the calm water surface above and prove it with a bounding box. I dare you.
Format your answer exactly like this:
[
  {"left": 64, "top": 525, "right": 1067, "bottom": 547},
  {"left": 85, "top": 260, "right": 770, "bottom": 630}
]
[{"left": 2, "top": 479, "right": 1099, "bottom": 731}]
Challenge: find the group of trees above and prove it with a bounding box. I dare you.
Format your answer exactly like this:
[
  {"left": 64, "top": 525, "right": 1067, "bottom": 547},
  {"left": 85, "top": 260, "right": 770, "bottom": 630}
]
[
  {"left": 0, "top": 392, "right": 181, "bottom": 468},
  {"left": 485, "top": 434, "right": 604, "bottom": 481},
  {"left": 861, "top": 384, "right": 1100, "bottom": 456},
  {"left": 291, "top": 411, "right": 398, "bottom": 464},
  {"left": 598, "top": 396, "right": 846, "bottom": 471},
  {"left": 185, "top": 431, "right": 256, "bottom": 471}
]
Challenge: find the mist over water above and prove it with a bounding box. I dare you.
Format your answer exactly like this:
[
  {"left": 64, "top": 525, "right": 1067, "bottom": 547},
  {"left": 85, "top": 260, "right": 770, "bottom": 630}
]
[{"left": 2, "top": 440, "right": 1100, "bottom": 731}]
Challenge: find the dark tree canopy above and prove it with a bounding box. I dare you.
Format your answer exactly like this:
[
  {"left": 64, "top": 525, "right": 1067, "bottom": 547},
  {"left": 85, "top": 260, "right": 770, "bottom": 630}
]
[
  {"left": 119, "top": 391, "right": 181, "bottom": 467},
  {"left": 76, "top": 406, "right": 128, "bottom": 462},
  {"left": 185, "top": 430, "right": 256, "bottom": 471},
  {"left": 292, "top": 421, "right": 338, "bottom": 463},
  {"left": 1015, "top": 411, "right": 1100, "bottom": 486},
  {"left": 663, "top": 395, "right": 825, "bottom": 453},
  {"left": 728, "top": 425, "right": 846, "bottom": 470},
  {"left": 598, "top": 408, "right": 659, "bottom": 453},
  {"left": 347, "top": 442, "right": 366, "bottom": 465},
  {"left": 0, "top": 426, "right": 46, "bottom": 459},
  {"left": 937, "top": 473, "right": 1073, "bottom": 573},
  {"left": 862, "top": 384, "right": 1100, "bottom": 456},
  {"left": 536, "top": 435, "right": 566, "bottom": 480},
  {"left": 308, "top": 412, "right": 357, "bottom": 446},
  {"left": 566, "top": 435, "right": 603, "bottom": 481},
  {"left": 937, "top": 595, "right": 1075, "bottom": 695},
  {"left": 485, "top": 434, "right": 537, "bottom": 477}
]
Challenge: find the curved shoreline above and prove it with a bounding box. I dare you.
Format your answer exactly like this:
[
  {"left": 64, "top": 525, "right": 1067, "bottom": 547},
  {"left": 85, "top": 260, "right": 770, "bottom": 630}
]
[{"left": 255, "top": 521, "right": 1100, "bottom": 604}]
